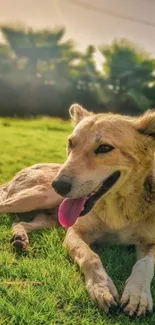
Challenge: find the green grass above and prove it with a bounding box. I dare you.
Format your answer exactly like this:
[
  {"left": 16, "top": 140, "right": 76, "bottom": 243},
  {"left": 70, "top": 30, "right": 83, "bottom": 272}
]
[{"left": 0, "top": 117, "right": 155, "bottom": 325}]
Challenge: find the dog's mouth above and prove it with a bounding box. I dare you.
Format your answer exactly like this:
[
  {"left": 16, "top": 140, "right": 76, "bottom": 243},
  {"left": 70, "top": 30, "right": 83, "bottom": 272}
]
[{"left": 58, "top": 171, "right": 120, "bottom": 228}]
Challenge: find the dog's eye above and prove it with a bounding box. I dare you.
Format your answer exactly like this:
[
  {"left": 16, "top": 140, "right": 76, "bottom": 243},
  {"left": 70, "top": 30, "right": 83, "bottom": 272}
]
[{"left": 95, "top": 144, "right": 114, "bottom": 154}]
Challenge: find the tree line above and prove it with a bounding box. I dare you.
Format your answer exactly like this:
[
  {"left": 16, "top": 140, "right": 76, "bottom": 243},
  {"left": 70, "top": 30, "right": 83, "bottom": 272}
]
[{"left": 0, "top": 24, "right": 155, "bottom": 118}]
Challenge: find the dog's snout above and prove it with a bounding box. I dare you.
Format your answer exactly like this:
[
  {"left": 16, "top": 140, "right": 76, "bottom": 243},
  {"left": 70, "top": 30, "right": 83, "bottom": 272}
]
[{"left": 52, "top": 176, "right": 72, "bottom": 196}]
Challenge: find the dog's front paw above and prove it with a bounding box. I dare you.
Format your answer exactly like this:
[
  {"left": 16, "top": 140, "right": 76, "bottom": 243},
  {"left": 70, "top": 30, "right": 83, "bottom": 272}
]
[
  {"left": 121, "top": 256, "right": 153, "bottom": 316},
  {"left": 10, "top": 234, "right": 29, "bottom": 251},
  {"left": 86, "top": 275, "right": 119, "bottom": 313}
]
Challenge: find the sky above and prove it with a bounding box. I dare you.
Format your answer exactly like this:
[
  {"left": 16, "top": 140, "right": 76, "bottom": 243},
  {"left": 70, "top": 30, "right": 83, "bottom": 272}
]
[{"left": 0, "top": 0, "right": 155, "bottom": 68}]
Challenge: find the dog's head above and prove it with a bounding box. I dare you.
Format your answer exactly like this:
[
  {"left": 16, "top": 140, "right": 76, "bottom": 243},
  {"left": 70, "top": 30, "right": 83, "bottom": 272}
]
[{"left": 52, "top": 104, "right": 155, "bottom": 227}]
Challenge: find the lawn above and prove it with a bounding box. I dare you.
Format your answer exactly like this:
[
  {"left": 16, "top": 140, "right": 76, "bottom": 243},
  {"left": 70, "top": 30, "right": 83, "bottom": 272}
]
[{"left": 0, "top": 117, "right": 154, "bottom": 325}]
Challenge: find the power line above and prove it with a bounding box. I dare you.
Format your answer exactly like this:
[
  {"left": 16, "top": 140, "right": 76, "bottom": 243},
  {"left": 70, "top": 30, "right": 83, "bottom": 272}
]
[{"left": 66, "top": 0, "right": 155, "bottom": 28}]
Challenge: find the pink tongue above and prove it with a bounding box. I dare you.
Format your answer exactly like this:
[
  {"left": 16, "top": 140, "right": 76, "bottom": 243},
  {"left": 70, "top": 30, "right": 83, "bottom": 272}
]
[{"left": 58, "top": 197, "right": 86, "bottom": 228}]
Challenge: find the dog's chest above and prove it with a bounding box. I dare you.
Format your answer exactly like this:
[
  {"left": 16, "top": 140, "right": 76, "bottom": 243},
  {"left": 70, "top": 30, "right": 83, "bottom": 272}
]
[
  {"left": 96, "top": 223, "right": 155, "bottom": 246},
  {"left": 116, "top": 226, "right": 148, "bottom": 245},
  {"left": 94, "top": 196, "right": 155, "bottom": 245},
  {"left": 117, "top": 221, "right": 155, "bottom": 245}
]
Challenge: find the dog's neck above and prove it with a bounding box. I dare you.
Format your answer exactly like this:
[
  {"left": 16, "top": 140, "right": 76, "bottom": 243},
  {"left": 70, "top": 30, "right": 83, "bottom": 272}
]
[{"left": 94, "top": 166, "right": 155, "bottom": 231}]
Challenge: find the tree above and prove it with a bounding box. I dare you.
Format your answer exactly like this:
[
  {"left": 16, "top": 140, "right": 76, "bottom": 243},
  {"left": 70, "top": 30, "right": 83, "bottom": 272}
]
[
  {"left": 1, "top": 25, "right": 81, "bottom": 85},
  {"left": 69, "top": 45, "right": 103, "bottom": 111},
  {"left": 0, "top": 25, "right": 155, "bottom": 118},
  {"left": 0, "top": 25, "right": 83, "bottom": 116},
  {"left": 100, "top": 39, "right": 155, "bottom": 114}
]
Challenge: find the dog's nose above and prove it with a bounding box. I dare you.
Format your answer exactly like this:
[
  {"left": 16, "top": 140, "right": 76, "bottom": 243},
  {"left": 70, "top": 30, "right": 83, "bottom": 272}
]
[{"left": 52, "top": 176, "right": 72, "bottom": 196}]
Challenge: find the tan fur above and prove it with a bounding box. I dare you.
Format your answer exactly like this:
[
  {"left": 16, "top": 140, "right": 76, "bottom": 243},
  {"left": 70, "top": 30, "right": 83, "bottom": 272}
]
[{"left": 1, "top": 104, "right": 155, "bottom": 316}]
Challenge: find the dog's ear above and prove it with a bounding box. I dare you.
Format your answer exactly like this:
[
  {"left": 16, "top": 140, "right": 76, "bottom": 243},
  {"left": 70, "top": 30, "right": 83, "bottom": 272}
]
[
  {"left": 69, "top": 104, "right": 92, "bottom": 126},
  {"left": 135, "top": 110, "right": 155, "bottom": 138}
]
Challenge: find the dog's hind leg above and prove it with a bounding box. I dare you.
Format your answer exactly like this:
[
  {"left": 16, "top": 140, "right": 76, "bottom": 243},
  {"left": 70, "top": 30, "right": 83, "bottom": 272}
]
[
  {"left": 0, "top": 185, "right": 62, "bottom": 214},
  {"left": 10, "top": 209, "right": 58, "bottom": 251}
]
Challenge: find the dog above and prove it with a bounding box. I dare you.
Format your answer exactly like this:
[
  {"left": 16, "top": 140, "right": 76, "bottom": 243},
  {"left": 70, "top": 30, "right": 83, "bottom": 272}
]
[{"left": 1, "top": 103, "right": 155, "bottom": 316}]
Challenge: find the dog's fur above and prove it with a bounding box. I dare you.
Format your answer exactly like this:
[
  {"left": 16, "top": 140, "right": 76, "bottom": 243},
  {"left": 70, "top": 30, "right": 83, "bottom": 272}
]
[{"left": 1, "top": 104, "right": 155, "bottom": 316}]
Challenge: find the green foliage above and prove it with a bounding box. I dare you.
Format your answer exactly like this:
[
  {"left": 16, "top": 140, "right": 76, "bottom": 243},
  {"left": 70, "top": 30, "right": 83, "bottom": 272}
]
[
  {"left": 100, "top": 40, "right": 155, "bottom": 113},
  {"left": 0, "top": 25, "right": 155, "bottom": 117}
]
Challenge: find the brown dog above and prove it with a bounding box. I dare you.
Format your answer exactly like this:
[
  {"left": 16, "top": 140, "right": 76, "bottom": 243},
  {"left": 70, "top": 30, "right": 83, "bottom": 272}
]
[{"left": 1, "top": 104, "right": 155, "bottom": 316}]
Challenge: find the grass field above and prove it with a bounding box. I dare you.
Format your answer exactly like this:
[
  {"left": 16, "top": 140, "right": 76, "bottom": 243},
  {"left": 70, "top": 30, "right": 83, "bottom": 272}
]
[{"left": 0, "top": 117, "right": 155, "bottom": 325}]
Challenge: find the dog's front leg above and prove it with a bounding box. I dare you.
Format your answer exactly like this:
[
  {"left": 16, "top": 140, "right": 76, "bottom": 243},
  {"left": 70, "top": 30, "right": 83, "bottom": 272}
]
[
  {"left": 64, "top": 225, "right": 118, "bottom": 313},
  {"left": 121, "top": 244, "right": 155, "bottom": 316}
]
